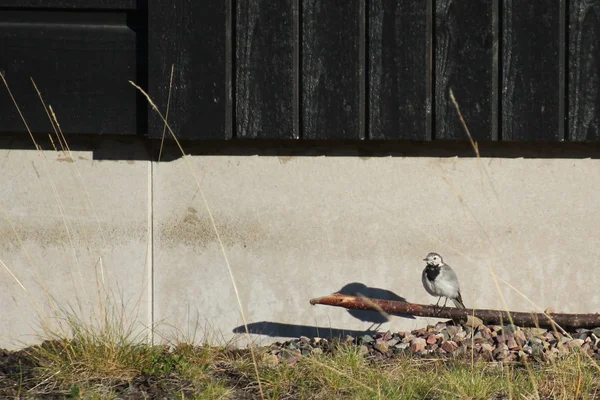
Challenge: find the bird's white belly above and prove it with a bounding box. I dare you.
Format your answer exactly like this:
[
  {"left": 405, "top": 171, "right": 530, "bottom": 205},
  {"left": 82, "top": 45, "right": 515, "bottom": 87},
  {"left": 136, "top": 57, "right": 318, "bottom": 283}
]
[{"left": 423, "top": 275, "right": 458, "bottom": 298}]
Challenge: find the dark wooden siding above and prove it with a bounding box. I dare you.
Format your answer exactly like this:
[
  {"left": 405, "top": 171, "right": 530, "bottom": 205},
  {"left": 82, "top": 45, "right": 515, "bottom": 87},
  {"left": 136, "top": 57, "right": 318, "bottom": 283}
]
[{"left": 1, "top": 0, "right": 599, "bottom": 142}]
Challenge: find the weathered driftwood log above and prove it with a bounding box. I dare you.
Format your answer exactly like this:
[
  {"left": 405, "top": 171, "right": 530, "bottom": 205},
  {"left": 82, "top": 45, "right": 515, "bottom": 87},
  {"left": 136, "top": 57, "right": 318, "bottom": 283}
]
[{"left": 310, "top": 293, "right": 600, "bottom": 330}]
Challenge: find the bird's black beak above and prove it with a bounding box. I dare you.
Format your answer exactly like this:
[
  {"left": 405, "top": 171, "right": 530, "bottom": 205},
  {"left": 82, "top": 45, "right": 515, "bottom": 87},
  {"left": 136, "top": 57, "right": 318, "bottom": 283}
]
[{"left": 423, "top": 258, "right": 428, "bottom": 261}]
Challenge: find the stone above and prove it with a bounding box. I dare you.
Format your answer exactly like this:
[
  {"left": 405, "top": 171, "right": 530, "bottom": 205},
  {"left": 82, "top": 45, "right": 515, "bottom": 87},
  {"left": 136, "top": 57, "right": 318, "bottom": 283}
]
[
  {"left": 413, "top": 328, "right": 428, "bottom": 336},
  {"left": 493, "top": 344, "right": 510, "bottom": 360},
  {"left": 311, "top": 348, "right": 323, "bottom": 356},
  {"left": 567, "top": 339, "right": 585, "bottom": 349},
  {"left": 410, "top": 338, "right": 427, "bottom": 353},
  {"left": 426, "top": 334, "right": 439, "bottom": 345},
  {"left": 360, "top": 335, "right": 373, "bottom": 344},
  {"left": 395, "top": 343, "right": 410, "bottom": 350},
  {"left": 373, "top": 343, "right": 389, "bottom": 354},
  {"left": 359, "top": 345, "right": 369, "bottom": 355},
  {"left": 514, "top": 330, "right": 527, "bottom": 344},
  {"left": 446, "top": 326, "right": 462, "bottom": 338},
  {"left": 506, "top": 336, "right": 520, "bottom": 350},
  {"left": 530, "top": 328, "right": 547, "bottom": 337},
  {"left": 464, "top": 316, "right": 484, "bottom": 329},
  {"left": 481, "top": 343, "right": 494, "bottom": 352},
  {"left": 402, "top": 334, "right": 415, "bottom": 344},
  {"left": 264, "top": 354, "right": 279, "bottom": 367},
  {"left": 441, "top": 341, "right": 459, "bottom": 353},
  {"left": 501, "top": 324, "right": 518, "bottom": 334},
  {"left": 434, "top": 322, "right": 447, "bottom": 332}
]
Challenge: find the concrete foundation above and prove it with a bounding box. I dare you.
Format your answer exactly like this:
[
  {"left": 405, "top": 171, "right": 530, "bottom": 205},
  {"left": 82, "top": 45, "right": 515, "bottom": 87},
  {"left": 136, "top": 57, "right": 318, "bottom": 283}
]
[{"left": 1, "top": 138, "right": 599, "bottom": 349}]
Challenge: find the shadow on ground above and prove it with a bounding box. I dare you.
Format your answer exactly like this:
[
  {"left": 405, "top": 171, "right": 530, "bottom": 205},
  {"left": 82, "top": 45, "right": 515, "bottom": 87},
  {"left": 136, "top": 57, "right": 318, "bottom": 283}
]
[{"left": 233, "top": 282, "right": 415, "bottom": 339}]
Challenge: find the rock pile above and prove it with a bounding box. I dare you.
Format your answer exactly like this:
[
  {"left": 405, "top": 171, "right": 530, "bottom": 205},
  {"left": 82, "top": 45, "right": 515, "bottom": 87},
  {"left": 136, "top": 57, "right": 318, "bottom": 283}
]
[{"left": 264, "top": 323, "right": 600, "bottom": 365}]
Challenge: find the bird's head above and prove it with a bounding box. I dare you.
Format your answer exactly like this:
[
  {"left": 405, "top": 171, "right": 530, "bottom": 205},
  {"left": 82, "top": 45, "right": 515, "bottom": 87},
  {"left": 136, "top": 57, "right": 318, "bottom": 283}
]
[{"left": 423, "top": 252, "right": 444, "bottom": 266}]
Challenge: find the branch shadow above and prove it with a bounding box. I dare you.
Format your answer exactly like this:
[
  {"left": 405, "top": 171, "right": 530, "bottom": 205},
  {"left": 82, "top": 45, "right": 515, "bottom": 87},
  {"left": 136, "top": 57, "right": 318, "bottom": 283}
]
[
  {"left": 232, "top": 282, "right": 415, "bottom": 339},
  {"left": 335, "top": 282, "right": 415, "bottom": 323}
]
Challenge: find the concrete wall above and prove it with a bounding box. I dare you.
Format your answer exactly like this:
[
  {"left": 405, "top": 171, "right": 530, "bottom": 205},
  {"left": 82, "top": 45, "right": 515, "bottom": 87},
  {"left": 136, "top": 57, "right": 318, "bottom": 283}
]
[{"left": 1, "top": 137, "right": 599, "bottom": 349}]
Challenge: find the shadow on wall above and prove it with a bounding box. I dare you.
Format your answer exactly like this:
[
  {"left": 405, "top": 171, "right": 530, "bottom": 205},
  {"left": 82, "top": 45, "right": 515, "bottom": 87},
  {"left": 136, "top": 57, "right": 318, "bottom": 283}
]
[
  {"left": 335, "top": 282, "right": 415, "bottom": 326},
  {"left": 4, "top": 133, "right": 600, "bottom": 161},
  {"left": 232, "top": 282, "right": 415, "bottom": 339}
]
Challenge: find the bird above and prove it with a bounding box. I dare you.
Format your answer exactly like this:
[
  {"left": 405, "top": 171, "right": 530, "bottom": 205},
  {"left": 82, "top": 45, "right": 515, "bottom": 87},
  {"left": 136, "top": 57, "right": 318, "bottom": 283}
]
[{"left": 421, "top": 252, "right": 466, "bottom": 308}]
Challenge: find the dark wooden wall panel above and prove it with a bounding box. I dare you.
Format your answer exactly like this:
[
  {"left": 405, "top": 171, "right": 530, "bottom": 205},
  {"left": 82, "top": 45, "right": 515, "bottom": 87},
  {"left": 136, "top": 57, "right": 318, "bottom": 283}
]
[
  {"left": 502, "top": 1, "right": 562, "bottom": 141},
  {"left": 0, "top": 1, "right": 137, "bottom": 8},
  {"left": 301, "top": 0, "right": 364, "bottom": 140},
  {"left": 2, "top": 0, "right": 600, "bottom": 143},
  {"left": 0, "top": 10, "right": 138, "bottom": 134},
  {"left": 236, "top": 0, "right": 297, "bottom": 139},
  {"left": 435, "top": 0, "right": 495, "bottom": 140},
  {"left": 568, "top": 0, "right": 600, "bottom": 142},
  {"left": 369, "top": 0, "right": 429, "bottom": 140},
  {"left": 148, "top": 0, "right": 229, "bottom": 140}
]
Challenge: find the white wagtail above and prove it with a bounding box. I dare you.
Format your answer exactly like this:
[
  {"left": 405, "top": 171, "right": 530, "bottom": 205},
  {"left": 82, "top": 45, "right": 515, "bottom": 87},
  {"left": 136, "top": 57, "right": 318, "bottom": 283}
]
[{"left": 422, "top": 252, "right": 466, "bottom": 308}]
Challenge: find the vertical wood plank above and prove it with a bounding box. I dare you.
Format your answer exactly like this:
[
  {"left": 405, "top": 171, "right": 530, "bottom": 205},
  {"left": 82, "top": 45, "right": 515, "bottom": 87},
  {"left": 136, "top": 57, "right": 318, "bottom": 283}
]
[
  {"left": 435, "top": 0, "right": 495, "bottom": 140},
  {"left": 302, "top": 0, "right": 364, "bottom": 140},
  {"left": 568, "top": 0, "right": 600, "bottom": 142},
  {"left": 502, "top": 1, "right": 562, "bottom": 141},
  {"left": 369, "top": 0, "right": 429, "bottom": 140},
  {"left": 236, "top": 0, "right": 297, "bottom": 139},
  {"left": 148, "top": 0, "right": 229, "bottom": 140}
]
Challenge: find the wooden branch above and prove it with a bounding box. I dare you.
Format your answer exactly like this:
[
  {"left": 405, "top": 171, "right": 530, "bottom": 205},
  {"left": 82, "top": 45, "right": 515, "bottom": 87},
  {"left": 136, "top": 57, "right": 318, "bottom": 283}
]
[{"left": 310, "top": 293, "right": 600, "bottom": 330}]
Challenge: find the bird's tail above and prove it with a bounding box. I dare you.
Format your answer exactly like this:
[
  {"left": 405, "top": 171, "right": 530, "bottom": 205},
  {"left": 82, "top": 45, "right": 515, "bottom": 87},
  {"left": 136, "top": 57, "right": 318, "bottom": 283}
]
[{"left": 453, "top": 292, "right": 466, "bottom": 308}]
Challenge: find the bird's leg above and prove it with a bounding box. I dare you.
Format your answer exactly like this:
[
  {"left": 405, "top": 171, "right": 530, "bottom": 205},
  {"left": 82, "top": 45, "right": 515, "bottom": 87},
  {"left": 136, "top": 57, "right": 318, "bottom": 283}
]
[
  {"left": 433, "top": 296, "right": 443, "bottom": 316},
  {"left": 442, "top": 297, "right": 449, "bottom": 308}
]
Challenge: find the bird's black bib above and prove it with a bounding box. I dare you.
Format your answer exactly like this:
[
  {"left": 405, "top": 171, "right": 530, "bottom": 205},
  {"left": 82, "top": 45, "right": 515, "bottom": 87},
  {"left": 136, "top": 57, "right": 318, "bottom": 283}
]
[{"left": 425, "top": 265, "right": 440, "bottom": 282}]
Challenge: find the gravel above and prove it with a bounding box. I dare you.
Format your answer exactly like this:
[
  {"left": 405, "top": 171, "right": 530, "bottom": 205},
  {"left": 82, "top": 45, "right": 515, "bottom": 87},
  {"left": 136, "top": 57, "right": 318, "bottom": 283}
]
[{"left": 264, "top": 322, "right": 600, "bottom": 365}]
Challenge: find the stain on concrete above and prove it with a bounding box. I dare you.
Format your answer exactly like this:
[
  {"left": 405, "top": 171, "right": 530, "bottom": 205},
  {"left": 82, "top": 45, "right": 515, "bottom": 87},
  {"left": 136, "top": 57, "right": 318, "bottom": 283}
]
[
  {"left": 158, "top": 208, "right": 265, "bottom": 249},
  {"left": 0, "top": 219, "right": 146, "bottom": 251},
  {"left": 278, "top": 156, "right": 295, "bottom": 165},
  {"left": 56, "top": 156, "right": 74, "bottom": 163}
]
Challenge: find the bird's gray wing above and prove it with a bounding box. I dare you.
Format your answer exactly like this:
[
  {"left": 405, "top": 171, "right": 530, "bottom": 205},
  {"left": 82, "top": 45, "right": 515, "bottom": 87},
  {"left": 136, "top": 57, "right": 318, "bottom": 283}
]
[
  {"left": 441, "top": 264, "right": 461, "bottom": 290},
  {"left": 443, "top": 264, "right": 466, "bottom": 308}
]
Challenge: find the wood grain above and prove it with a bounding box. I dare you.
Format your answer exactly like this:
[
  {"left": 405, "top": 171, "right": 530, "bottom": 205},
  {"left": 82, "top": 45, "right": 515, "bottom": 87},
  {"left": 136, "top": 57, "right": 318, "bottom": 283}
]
[
  {"left": 568, "top": 0, "right": 600, "bottom": 142},
  {"left": 435, "top": 0, "right": 495, "bottom": 140},
  {"left": 501, "top": 0, "right": 562, "bottom": 141},
  {"left": 148, "top": 0, "right": 230, "bottom": 140},
  {"left": 0, "top": 10, "right": 138, "bottom": 134},
  {"left": 302, "top": 0, "right": 364, "bottom": 140},
  {"left": 369, "top": 0, "right": 429, "bottom": 140},
  {"left": 236, "top": 0, "right": 297, "bottom": 139}
]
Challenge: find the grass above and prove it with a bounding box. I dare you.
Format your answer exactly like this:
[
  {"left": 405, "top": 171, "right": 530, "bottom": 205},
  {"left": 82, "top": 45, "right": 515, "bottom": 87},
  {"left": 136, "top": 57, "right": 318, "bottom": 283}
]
[{"left": 3, "top": 326, "right": 600, "bottom": 399}]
